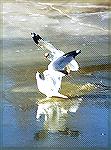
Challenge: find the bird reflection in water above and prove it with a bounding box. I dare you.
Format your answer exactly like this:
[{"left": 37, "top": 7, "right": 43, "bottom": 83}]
[
  {"left": 34, "top": 97, "right": 82, "bottom": 140},
  {"left": 34, "top": 81, "right": 96, "bottom": 140}
]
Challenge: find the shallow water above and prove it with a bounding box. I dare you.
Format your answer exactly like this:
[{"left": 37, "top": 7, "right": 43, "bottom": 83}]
[
  {"left": 1, "top": 1, "right": 111, "bottom": 149},
  {"left": 1, "top": 68, "right": 111, "bottom": 148}
]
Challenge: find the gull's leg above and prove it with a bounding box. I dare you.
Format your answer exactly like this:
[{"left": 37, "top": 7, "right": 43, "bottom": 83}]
[{"left": 66, "top": 65, "right": 71, "bottom": 75}]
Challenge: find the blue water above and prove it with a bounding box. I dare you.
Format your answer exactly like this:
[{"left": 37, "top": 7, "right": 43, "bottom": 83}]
[{"left": 1, "top": 70, "right": 111, "bottom": 148}]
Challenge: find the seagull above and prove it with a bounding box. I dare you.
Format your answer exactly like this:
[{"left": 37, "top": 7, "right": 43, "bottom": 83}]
[
  {"left": 31, "top": 32, "right": 80, "bottom": 73},
  {"left": 31, "top": 33, "right": 81, "bottom": 98},
  {"left": 35, "top": 49, "right": 81, "bottom": 98}
]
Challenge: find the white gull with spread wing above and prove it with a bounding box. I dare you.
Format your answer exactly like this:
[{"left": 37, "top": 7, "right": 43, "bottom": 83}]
[{"left": 31, "top": 33, "right": 81, "bottom": 98}]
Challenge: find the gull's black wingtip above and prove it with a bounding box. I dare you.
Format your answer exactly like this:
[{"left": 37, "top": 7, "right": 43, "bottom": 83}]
[
  {"left": 64, "top": 50, "right": 81, "bottom": 58},
  {"left": 31, "top": 32, "right": 42, "bottom": 45}
]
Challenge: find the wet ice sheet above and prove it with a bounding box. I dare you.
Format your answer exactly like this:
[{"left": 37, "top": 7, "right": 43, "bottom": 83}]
[
  {"left": 1, "top": 2, "right": 111, "bottom": 66},
  {"left": 2, "top": 72, "right": 110, "bottom": 148},
  {"left": 2, "top": 64, "right": 111, "bottom": 147}
]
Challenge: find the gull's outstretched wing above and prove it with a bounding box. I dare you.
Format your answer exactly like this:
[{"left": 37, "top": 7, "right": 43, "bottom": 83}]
[
  {"left": 48, "top": 50, "right": 81, "bottom": 74},
  {"left": 31, "top": 32, "right": 64, "bottom": 61},
  {"left": 31, "top": 33, "right": 81, "bottom": 72},
  {"left": 67, "top": 59, "right": 79, "bottom": 71}
]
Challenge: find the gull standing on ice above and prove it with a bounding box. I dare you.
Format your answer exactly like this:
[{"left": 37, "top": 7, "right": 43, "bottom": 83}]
[
  {"left": 31, "top": 33, "right": 81, "bottom": 98},
  {"left": 35, "top": 49, "right": 81, "bottom": 98}
]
